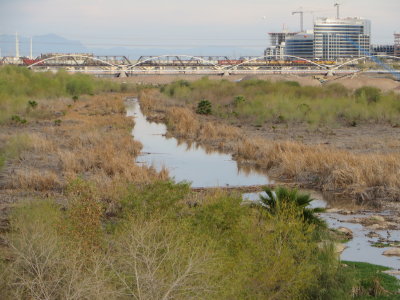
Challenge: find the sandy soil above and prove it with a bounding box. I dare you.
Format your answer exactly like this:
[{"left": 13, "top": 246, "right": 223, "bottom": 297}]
[{"left": 235, "top": 121, "right": 400, "bottom": 155}]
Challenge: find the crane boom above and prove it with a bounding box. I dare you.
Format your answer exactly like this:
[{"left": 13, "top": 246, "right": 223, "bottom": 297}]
[{"left": 292, "top": 11, "right": 304, "bottom": 32}]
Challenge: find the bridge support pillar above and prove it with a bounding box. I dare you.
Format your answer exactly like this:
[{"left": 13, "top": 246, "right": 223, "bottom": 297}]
[{"left": 326, "top": 70, "right": 334, "bottom": 77}]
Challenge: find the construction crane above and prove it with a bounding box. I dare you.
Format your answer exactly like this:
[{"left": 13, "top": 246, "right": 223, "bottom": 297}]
[
  {"left": 292, "top": 9, "right": 316, "bottom": 32},
  {"left": 292, "top": 8, "right": 333, "bottom": 32},
  {"left": 292, "top": 11, "right": 305, "bottom": 32}
]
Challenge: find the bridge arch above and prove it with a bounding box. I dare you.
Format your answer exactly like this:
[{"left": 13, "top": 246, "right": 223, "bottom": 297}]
[
  {"left": 223, "top": 55, "right": 332, "bottom": 70},
  {"left": 126, "top": 55, "right": 221, "bottom": 70},
  {"left": 26, "top": 55, "right": 120, "bottom": 68}
]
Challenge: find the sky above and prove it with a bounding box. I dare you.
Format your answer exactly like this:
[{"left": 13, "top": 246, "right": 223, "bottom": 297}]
[{"left": 0, "top": 0, "right": 399, "bottom": 52}]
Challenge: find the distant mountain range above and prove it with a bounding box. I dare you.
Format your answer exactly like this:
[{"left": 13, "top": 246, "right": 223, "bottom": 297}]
[{"left": 0, "top": 33, "right": 264, "bottom": 59}]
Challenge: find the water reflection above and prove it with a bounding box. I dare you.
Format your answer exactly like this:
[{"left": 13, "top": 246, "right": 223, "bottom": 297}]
[{"left": 127, "top": 98, "right": 269, "bottom": 188}]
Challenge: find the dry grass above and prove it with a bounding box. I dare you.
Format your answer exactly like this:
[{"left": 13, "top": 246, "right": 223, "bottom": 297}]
[
  {"left": 166, "top": 107, "right": 200, "bottom": 138},
  {"left": 0, "top": 93, "right": 168, "bottom": 203},
  {"left": 6, "top": 168, "right": 62, "bottom": 191},
  {"left": 139, "top": 89, "right": 400, "bottom": 205}
]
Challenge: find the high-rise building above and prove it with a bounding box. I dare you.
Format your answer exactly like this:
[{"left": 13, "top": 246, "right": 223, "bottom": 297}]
[
  {"left": 314, "top": 17, "right": 371, "bottom": 60},
  {"left": 395, "top": 33, "right": 400, "bottom": 57},
  {"left": 285, "top": 33, "right": 314, "bottom": 60}
]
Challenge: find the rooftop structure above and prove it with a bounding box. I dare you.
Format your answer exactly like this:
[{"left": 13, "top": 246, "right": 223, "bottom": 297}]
[
  {"left": 268, "top": 32, "right": 298, "bottom": 47},
  {"left": 314, "top": 17, "right": 371, "bottom": 60},
  {"left": 265, "top": 31, "right": 298, "bottom": 60}
]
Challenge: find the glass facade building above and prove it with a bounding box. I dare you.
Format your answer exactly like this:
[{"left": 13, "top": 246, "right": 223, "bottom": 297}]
[
  {"left": 285, "top": 33, "right": 314, "bottom": 60},
  {"left": 314, "top": 18, "right": 371, "bottom": 60}
]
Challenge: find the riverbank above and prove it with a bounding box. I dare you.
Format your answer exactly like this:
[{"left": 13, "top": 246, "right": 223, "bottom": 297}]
[
  {"left": 137, "top": 82, "right": 400, "bottom": 210},
  {"left": 0, "top": 92, "right": 167, "bottom": 232}
]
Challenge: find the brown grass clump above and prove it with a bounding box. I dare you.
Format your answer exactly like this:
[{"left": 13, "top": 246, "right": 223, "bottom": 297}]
[
  {"left": 138, "top": 89, "right": 158, "bottom": 113},
  {"left": 6, "top": 168, "right": 62, "bottom": 191},
  {"left": 166, "top": 107, "right": 200, "bottom": 138},
  {"left": 237, "top": 137, "right": 400, "bottom": 203},
  {"left": 28, "top": 133, "right": 56, "bottom": 152}
]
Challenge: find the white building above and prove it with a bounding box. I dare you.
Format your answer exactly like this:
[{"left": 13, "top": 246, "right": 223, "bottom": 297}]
[{"left": 314, "top": 17, "right": 371, "bottom": 60}]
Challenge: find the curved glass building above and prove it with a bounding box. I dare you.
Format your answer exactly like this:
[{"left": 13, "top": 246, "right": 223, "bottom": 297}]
[{"left": 314, "top": 17, "right": 371, "bottom": 60}]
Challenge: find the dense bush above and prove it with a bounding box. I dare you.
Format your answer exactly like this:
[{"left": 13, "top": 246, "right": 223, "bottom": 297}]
[
  {"left": 196, "top": 99, "right": 212, "bottom": 115},
  {"left": 0, "top": 179, "right": 369, "bottom": 299},
  {"left": 355, "top": 86, "right": 381, "bottom": 103}
]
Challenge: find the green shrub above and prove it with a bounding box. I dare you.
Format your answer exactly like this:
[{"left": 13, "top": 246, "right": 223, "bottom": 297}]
[
  {"left": 259, "top": 187, "right": 326, "bottom": 226},
  {"left": 355, "top": 86, "right": 381, "bottom": 103},
  {"left": 196, "top": 99, "right": 212, "bottom": 115},
  {"left": 283, "top": 80, "right": 301, "bottom": 87},
  {"left": 233, "top": 95, "right": 246, "bottom": 107},
  {"left": 27, "top": 100, "right": 38, "bottom": 109},
  {"left": 120, "top": 181, "right": 190, "bottom": 217},
  {"left": 11, "top": 115, "right": 27, "bottom": 124},
  {"left": 66, "top": 75, "right": 94, "bottom": 96}
]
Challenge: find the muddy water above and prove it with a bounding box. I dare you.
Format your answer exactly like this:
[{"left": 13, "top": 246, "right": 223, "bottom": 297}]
[
  {"left": 126, "top": 99, "right": 269, "bottom": 188},
  {"left": 324, "top": 212, "right": 400, "bottom": 270},
  {"left": 127, "top": 98, "right": 399, "bottom": 274}
]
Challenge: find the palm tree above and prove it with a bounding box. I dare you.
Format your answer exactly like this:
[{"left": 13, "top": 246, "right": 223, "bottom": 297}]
[{"left": 259, "top": 187, "right": 325, "bottom": 226}]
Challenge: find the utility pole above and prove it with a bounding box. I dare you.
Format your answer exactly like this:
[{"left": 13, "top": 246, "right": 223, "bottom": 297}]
[
  {"left": 292, "top": 10, "right": 304, "bottom": 32},
  {"left": 15, "top": 32, "right": 20, "bottom": 58},
  {"left": 334, "top": 3, "right": 340, "bottom": 19},
  {"left": 30, "top": 37, "right": 33, "bottom": 59}
]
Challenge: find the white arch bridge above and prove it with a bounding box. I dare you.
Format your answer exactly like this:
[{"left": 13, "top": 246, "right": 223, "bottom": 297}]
[{"left": 17, "top": 54, "right": 400, "bottom": 78}]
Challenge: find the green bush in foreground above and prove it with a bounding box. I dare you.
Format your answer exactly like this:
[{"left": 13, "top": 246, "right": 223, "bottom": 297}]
[
  {"left": 0, "top": 180, "right": 377, "bottom": 299},
  {"left": 259, "top": 187, "right": 326, "bottom": 226}
]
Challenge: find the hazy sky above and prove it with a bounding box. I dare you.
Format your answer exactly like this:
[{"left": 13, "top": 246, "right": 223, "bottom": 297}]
[{"left": 0, "top": 0, "right": 399, "bottom": 49}]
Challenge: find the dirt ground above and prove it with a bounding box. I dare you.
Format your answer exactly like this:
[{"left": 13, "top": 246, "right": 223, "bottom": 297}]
[{"left": 234, "top": 121, "right": 400, "bottom": 155}]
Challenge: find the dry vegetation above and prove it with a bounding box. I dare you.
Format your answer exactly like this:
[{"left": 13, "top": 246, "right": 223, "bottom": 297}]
[
  {"left": 0, "top": 93, "right": 167, "bottom": 206},
  {"left": 1, "top": 69, "right": 399, "bottom": 299},
  {"left": 140, "top": 88, "right": 400, "bottom": 206}
]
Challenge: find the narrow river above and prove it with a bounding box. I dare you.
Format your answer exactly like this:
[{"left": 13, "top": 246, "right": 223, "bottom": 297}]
[
  {"left": 127, "top": 98, "right": 400, "bottom": 274},
  {"left": 127, "top": 98, "right": 269, "bottom": 188}
]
